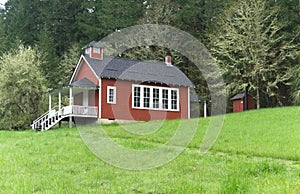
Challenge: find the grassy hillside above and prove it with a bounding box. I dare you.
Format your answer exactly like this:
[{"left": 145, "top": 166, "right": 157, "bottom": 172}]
[{"left": 0, "top": 107, "right": 299, "bottom": 193}]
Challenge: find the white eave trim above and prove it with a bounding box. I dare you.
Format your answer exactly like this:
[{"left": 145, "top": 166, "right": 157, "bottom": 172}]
[{"left": 69, "top": 55, "right": 84, "bottom": 85}]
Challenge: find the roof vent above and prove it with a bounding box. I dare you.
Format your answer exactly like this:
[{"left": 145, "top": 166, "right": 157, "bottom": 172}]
[{"left": 165, "top": 56, "right": 173, "bottom": 67}]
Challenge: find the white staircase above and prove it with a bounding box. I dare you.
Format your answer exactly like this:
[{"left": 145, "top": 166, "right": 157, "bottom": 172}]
[
  {"left": 31, "top": 105, "right": 98, "bottom": 131},
  {"left": 31, "top": 106, "right": 71, "bottom": 131}
]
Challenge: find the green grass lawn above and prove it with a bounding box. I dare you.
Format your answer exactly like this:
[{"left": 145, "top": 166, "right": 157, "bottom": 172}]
[{"left": 0, "top": 107, "right": 299, "bottom": 193}]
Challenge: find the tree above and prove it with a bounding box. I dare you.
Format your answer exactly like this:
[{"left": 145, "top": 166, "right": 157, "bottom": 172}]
[
  {"left": 139, "top": 0, "right": 177, "bottom": 25},
  {"left": 292, "top": 65, "right": 300, "bottom": 104},
  {"left": 4, "top": 0, "right": 43, "bottom": 46},
  {"left": 55, "top": 43, "right": 81, "bottom": 87},
  {"left": 40, "top": 0, "right": 83, "bottom": 54},
  {"left": 172, "top": 0, "right": 235, "bottom": 42},
  {"left": 0, "top": 8, "right": 6, "bottom": 54},
  {"left": 77, "top": 0, "right": 144, "bottom": 43},
  {"left": 36, "top": 26, "right": 60, "bottom": 89},
  {"left": 0, "top": 45, "right": 47, "bottom": 130},
  {"left": 210, "top": 0, "right": 298, "bottom": 109},
  {"left": 120, "top": 0, "right": 209, "bottom": 100}
]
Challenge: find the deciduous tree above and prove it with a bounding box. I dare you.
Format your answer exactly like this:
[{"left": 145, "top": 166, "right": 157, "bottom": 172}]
[
  {"left": 0, "top": 45, "right": 47, "bottom": 130},
  {"left": 292, "top": 65, "right": 300, "bottom": 104},
  {"left": 210, "top": 0, "right": 298, "bottom": 108}
]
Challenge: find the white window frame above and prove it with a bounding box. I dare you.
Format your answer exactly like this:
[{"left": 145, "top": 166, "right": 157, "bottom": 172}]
[
  {"left": 132, "top": 84, "right": 179, "bottom": 111},
  {"left": 171, "top": 89, "right": 178, "bottom": 110},
  {"left": 85, "top": 48, "right": 90, "bottom": 55},
  {"left": 143, "top": 87, "right": 150, "bottom": 108},
  {"left": 107, "top": 86, "right": 116, "bottom": 104},
  {"left": 133, "top": 86, "right": 141, "bottom": 107},
  {"left": 93, "top": 47, "right": 100, "bottom": 54}
]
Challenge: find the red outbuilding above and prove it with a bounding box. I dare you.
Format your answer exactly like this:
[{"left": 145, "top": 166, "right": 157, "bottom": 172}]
[{"left": 231, "top": 93, "right": 255, "bottom": 113}]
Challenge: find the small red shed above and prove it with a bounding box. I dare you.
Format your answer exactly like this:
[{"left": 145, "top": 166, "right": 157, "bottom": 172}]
[{"left": 231, "top": 93, "right": 254, "bottom": 112}]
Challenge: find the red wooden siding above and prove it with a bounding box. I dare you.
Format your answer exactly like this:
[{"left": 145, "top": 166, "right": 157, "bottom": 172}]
[
  {"left": 72, "top": 59, "right": 99, "bottom": 115},
  {"left": 74, "top": 93, "right": 83, "bottom": 106},
  {"left": 232, "top": 96, "right": 255, "bottom": 112},
  {"left": 74, "top": 60, "right": 98, "bottom": 85},
  {"left": 232, "top": 99, "right": 243, "bottom": 112},
  {"left": 101, "top": 79, "right": 189, "bottom": 121},
  {"left": 90, "top": 47, "right": 103, "bottom": 60},
  {"left": 89, "top": 90, "right": 98, "bottom": 107}
]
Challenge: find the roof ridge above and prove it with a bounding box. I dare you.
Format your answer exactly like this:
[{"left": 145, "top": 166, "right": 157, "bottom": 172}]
[
  {"left": 83, "top": 54, "right": 194, "bottom": 87},
  {"left": 85, "top": 54, "right": 172, "bottom": 66}
]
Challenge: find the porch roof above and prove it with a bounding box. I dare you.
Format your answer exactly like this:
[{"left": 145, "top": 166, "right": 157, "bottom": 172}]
[
  {"left": 230, "top": 93, "right": 245, "bottom": 100},
  {"left": 69, "top": 77, "right": 98, "bottom": 88},
  {"left": 50, "top": 78, "right": 98, "bottom": 94}
]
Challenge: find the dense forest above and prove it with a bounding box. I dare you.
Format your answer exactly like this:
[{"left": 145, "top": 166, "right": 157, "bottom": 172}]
[{"left": 0, "top": 0, "right": 299, "bottom": 129}]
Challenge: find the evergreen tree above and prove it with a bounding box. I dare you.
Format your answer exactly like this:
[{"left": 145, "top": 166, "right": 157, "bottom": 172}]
[
  {"left": 172, "top": 0, "right": 235, "bottom": 42},
  {"left": 40, "top": 0, "right": 83, "bottom": 54},
  {"left": 0, "top": 13, "right": 6, "bottom": 55},
  {"left": 4, "top": 0, "right": 43, "bottom": 46},
  {"left": 77, "top": 0, "right": 144, "bottom": 43},
  {"left": 56, "top": 43, "right": 81, "bottom": 86},
  {"left": 36, "top": 26, "right": 60, "bottom": 89},
  {"left": 292, "top": 65, "right": 300, "bottom": 104}
]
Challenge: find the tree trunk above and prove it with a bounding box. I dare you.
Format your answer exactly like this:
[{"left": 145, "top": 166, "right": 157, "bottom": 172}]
[
  {"left": 256, "top": 87, "right": 260, "bottom": 109},
  {"left": 256, "top": 76, "right": 260, "bottom": 109}
]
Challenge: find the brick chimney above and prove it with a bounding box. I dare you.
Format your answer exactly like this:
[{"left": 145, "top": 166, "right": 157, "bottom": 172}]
[
  {"left": 83, "top": 41, "right": 104, "bottom": 60},
  {"left": 165, "top": 56, "right": 173, "bottom": 66}
]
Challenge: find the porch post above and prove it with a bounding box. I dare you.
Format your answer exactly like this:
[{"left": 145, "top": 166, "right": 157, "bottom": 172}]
[
  {"left": 58, "top": 91, "right": 61, "bottom": 111},
  {"left": 204, "top": 100, "right": 207, "bottom": 118},
  {"left": 69, "top": 87, "right": 73, "bottom": 128},
  {"left": 49, "top": 94, "right": 52, "bottom": 112}
]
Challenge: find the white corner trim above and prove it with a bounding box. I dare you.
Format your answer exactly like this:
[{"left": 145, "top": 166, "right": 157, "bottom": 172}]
[
  {"left": 98, "top": 78, "right": 102, "bottom": 118},
  {"left": 69, "top": 55, "right": 84, "bottom": 84},
  {"left": 188, "top": 87, "right": 190, "bottom": 119}
]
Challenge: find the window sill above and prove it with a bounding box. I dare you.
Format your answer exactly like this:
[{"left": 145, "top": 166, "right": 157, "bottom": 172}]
[{"left": 132, "top": 107, "right": 179, "bottom": 112}]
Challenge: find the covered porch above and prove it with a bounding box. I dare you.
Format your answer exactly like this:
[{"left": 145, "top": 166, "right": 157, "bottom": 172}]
[{"left": 31, "top": 78, "right": 99, "bottom": 131}]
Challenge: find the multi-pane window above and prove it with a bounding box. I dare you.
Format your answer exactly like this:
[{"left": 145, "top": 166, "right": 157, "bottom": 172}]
[
  {"left": 153, "top": 88, "right": 160, "bottom": 109},
  {"left": 107, "top": 86, "right": 116, "bottom": 104},
  {"left": 171, "top": 90, "right": 178, "bottom": 110},
  {"left": 133, "top": 86, "right": 141, "bottom": 107},
  {"left": 132, "top": 85, "right": 179, "bottom": 111},
  {"left": 162, "top": 89, "right": 169, "bottom": 109},
  {"left": 143, "top": 87, "right": 150, "bottom": 108},
  {"left": 93, "top": 47, "right": 100, "bottom": 54}
]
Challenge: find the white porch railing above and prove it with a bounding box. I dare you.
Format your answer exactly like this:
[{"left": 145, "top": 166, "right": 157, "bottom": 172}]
[
  {"left": 31, "top": 105, "right": 98, "bottom": 131},
  {"left": 72, "top": 105, "right": 98, "bottom": 117}
]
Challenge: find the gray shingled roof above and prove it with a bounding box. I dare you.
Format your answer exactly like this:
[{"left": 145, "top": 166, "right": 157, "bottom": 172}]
[
  {"left": 84, "top": 55, "right": 194, "bottom": 87},
  {"left": 70, "top": 77, "right": 98, "bottom": 88},
  {"left": 230, "top": 93, "right": 245, "bottom": 100},
  {"left": 190, "top": 96, "right": 208, "bottom": 101},
  {"left": 82, "top": 41, "right": 105, "bottom": 49}
]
